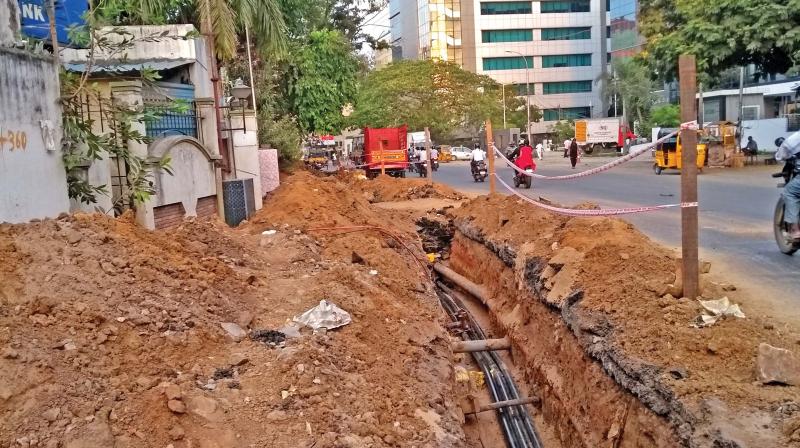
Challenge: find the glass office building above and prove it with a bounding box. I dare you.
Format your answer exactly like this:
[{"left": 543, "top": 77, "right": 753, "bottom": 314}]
[{"left": 608, "top": 0, "right": 644, "bottom": 59}]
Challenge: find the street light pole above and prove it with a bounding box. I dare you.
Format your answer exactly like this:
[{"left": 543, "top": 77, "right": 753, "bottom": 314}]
[
  {"left": 502, "top": 84, "right": 507, "bottom": 129},
  {"left": 506, "top": 51, "right": 531, "bottom": 142}
]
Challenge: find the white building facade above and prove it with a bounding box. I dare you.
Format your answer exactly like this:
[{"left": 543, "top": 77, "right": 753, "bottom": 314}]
[
  {"left": 468, "top": 0, "right": 608, "bottom": 134},
  {"left": 389, "top": 0, "right": 608, "bottom": 136}
]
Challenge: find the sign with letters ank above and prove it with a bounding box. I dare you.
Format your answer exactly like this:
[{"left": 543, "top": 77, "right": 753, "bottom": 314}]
[{"left": 18, "top": 0, "right": 88, "bottom": 47}]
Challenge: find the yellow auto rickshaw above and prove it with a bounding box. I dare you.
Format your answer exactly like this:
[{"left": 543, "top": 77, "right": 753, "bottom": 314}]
[
  {"left": 438, "top": 145, "right": 453, "bottom": 162},
  {"left": 653, "top": 128, "right": 707, "bottom": 175}
]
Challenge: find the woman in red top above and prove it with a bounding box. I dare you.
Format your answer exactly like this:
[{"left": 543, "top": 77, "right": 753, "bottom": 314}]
[{"left": 511, "top": 139, "right": 536, "bottom": 170}]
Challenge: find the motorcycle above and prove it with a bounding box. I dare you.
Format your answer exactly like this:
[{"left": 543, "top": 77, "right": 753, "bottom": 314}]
[
  {"left": 513, "top": 165, "right": 533, "bottom": 189},
  {"left": 471, "top": 161, "right": 488, "bottom": 182},
  {"left": 432, "top": 159, "right": 439, "bottom": 172},
  {"left": 415, "top": 160, "right": 428, "bottom": 177},
  {"left": 773, "top": 157, "right": 799, "bottom": 255}
]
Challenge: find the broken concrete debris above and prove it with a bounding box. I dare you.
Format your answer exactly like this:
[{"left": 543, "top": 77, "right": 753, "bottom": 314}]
[{"left": 758, "top": 343, "right": 800, "bottom": 386}]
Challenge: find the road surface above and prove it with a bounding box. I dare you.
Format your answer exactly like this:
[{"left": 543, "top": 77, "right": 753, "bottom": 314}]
[{"left": 430, "top": 153, "right": 800, "bottom": 316}]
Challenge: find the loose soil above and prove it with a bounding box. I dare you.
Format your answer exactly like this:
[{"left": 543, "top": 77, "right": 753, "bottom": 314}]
[
  {"left": 0, "top": 172, "right": 466, "bottom": 448},
  {"left": 3, "top": 171, "right": 798, "bottom": 448}
]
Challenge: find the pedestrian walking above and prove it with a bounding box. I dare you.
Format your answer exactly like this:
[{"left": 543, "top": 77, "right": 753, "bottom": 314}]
[
  {"left": 569, "top": 138, "right": 579, "bottom": 169},
  {"left": 535, "top": 142, "right": 543, "bottom": 160},
  {"left": 563, "top": 139, "right": 571, "bottom": 158}
]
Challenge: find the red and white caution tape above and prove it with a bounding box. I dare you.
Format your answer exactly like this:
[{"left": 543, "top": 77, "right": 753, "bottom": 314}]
[
  {"left": 495, "top": 129, "right": 680, "bottom": 180},
  {"left": 494, "top": 174, "right": 697, "bottom": 217}
]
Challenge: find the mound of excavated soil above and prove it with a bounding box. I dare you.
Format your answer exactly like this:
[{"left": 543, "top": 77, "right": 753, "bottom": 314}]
[
  {"left": 450, "top": 194, "right": 800, "bottom": 446},
  {"left": 352, "top": 175, "right": 465, "bottom": 203},
  {"left": 0, "top": 174, "right": 465, "bottom": 447}
]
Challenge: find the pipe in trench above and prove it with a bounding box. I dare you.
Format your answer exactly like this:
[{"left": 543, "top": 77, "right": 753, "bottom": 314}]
[{"left": 433, "top": 263, "right": 488, "bottom": 304}]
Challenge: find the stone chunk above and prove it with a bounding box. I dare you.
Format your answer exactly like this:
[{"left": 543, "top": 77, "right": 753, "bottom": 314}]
[
  {"left": 757, "top": 343, "right": 800, "bottom": 385},
  {"left": 220, "top": 322, "right": 247, "bottom": 342}
]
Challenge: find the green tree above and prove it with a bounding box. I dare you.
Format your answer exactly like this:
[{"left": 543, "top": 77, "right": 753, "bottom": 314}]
[
  {"left": 349, "top": 60, "right": 531, "bottom": 141},
  {"left": 598, "top": 58, "right": 657, "bottom": 131},
  {"left": 548, "top": 120, "right": 575, "bottom": 145},
  {"left": 640, "top": 0, "right": 800, "bottom": 81},
  {"left": 96, "top": 0, "right": 287, "bottom": 59},
  {"left": 650, "top": 104, "right": 681, "bottom": 127},
  {"left": 288, "top": 30, "right": 359, "bottom": 134}
]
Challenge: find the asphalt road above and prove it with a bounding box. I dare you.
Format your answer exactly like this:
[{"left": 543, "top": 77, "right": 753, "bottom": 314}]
[{"left": 430, "top": 153, "right": 800, "bottom": 311}]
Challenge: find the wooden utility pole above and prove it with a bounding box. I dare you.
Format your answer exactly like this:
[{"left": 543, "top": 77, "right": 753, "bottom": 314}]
[
  {"left": 678, "top": 55, "right": 699, "bottom": 299},
  {"left": 47, "top": 0, "right": 60, "bottom": 63},
  {"left": 424, "top": 127, "right": 433, "bottom": 183},
  {"left": 486, "top": 120, "right": 495, "bottom": 194}
]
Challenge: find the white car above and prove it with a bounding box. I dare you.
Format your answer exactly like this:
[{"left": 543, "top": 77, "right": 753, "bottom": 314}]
[{"left": 450, "top": 146, "right": 472, "bottom": 161}]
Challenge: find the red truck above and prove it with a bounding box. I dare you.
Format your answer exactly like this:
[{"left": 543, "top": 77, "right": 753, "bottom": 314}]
[{"left": 362, "top": 126, "right": 409, "bottom": 178}]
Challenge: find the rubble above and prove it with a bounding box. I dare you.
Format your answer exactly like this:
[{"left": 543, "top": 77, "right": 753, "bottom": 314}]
[{"left": 758, "top": 343, "right": 800, "bottom": 385}]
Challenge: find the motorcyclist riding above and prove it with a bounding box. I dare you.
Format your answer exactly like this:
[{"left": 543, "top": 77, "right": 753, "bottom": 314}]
[
  {"left": 775, "top": 131, "right": 800, "bottom": 241},
  {"left": 509, "top": 139, "right": 536, "bottom": 171},
  {"left": 470, "top": 143, "right": 486, "bottom": 174}
]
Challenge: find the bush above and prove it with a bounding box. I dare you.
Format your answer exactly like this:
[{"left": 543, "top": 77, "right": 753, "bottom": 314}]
[{"left": 259, "top": 111, "right": 302, "bottom": 169}]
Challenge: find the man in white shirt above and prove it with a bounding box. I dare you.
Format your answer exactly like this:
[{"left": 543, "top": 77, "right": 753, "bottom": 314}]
[
  {"left": 470, "top": 144, "right": 486, "bottom": 174},
  {"left": 535, "top": 142, "right": 544, "bottom": 160}
]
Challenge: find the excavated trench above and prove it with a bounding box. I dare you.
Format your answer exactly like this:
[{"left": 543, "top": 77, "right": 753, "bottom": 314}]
[{"left": 419, "top": 216, "right": 684, "bottom": 448}]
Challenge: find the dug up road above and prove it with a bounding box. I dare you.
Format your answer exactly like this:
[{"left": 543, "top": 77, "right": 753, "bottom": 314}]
[{"left": 0, "top": 171, "right": 798, "bottom": 448}]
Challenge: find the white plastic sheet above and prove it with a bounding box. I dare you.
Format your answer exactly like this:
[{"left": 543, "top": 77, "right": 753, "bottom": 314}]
[
  {"left": 293, "top": 300, "right": 352, "bottom": 331},
  {"left": 692, "top": 297, "right": 746, "bottom": 327}
]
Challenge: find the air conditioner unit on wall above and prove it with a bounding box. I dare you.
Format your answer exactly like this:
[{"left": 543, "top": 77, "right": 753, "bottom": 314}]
[{"left": 222, "top": 178, "right": 255, "bottom": 227}]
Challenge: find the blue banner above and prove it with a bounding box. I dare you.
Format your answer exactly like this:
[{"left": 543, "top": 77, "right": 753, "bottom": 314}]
[{"left": 18, "top": 0, "right": 89, "bottom": 47}]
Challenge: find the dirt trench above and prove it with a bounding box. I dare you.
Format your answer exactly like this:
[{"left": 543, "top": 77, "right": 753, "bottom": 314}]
[{"left": 446, "top": 233, "right": 681, "bottom": 447}]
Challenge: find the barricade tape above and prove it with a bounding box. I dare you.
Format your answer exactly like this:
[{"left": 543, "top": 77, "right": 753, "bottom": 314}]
[
  {"left": 495, "top": 129, "right": 679, "bottom": 180},
  {"left": 494, "top": 174, "right": 697, "bottom": 217}
]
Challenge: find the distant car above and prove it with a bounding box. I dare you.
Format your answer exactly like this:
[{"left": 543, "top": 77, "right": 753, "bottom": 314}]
[{"left": 450, "top": 146, "right": 472, "bottom": 160}]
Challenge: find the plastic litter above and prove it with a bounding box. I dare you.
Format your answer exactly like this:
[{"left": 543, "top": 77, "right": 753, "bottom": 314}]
[
  {"left": 369, "top": 270, "right": 379, "bottom": 276},
  {"left": 261, "top": 230, "right": 277, "bottom": 236},
  {"left": 293, "top": 300, "right": 352, "bottom": 331},
  {"left": 691, "top": 297, "right": 745, "bottom": 328}
]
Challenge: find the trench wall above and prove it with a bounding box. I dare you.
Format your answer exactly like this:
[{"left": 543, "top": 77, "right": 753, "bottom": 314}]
[{"left": 448, "top": 221, "right": 688, "bottom": 448}]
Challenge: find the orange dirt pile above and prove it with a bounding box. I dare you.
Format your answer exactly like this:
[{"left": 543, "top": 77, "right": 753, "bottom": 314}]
[
  {"left": 350, "top": 174, "right": 465, "bottom": 203},
  {"left": 451, "top": 194, "right": 800, "bottom": 446},
  {"left": 0, "top": 176, "right": 464, "bottom": 447}
]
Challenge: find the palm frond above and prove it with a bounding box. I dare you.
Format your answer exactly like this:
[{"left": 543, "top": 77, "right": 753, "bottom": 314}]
[
  {"left": 197, "top": 0, "right": 238, "bottom": 59},
  {"left": 232, "top": 0, "right": 288, "bottom": 58}
]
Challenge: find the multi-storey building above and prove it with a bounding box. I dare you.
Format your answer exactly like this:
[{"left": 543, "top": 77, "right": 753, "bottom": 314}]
[{"left": 389, "top": 0, "right": 608, "bottom": 135}]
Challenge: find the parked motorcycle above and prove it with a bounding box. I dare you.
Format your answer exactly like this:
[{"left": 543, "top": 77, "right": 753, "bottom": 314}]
[
  {"left": 471, "top": 161, "right": 487, "bottom": 182},
  {"left": 773, "top": 157, "right": 799, "bottom": 255},
  {"left": 513, "top": 166, "right": 533, "bottom": 189}
]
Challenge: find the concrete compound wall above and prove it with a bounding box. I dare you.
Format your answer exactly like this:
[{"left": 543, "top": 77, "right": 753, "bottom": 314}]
[
  {"left": 149, "top": 136, "right": 217, "bottom": 216},
  {"left": 0, "top": 14, "right": 71, "bottom": 222}
]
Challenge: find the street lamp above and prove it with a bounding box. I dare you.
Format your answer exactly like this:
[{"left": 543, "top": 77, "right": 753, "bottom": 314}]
[{"left": 506, "top": 50, "right": 531, "bottom": 143}]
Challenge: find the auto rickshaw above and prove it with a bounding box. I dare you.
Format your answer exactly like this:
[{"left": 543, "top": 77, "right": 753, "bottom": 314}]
[
  {"left": 653, "top": 128, "right": 707, "bottom": 175},
  {"left": 438, "top": 145, "right": 453, "bottom": 162}
]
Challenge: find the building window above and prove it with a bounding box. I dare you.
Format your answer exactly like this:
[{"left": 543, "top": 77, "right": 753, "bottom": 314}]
[
  {"left": 483, "top": 56, "right": 532, "bottom": 71},
  {"left": 543, "top": 107, "right": 591, "bottom": 121},
  {"left": 741, "top": 105, "right": 760, "bottom": 121},
  {"left": 540, "top": 0, "right": 590, "bottom": 13},
  {"left": 541, "top": 27, "right": 591, "bottom": 40},
  {"left": 543, "top": 81, "right": 592, "bottom": 94},
  {"left": 482, "top": 29, "right": 533, "bottom": 43},
  {"left": 480, "top": 1, "right": 533, "bottom": 15},
  {"left": 542, "top": 54, "right": 592, "bottom": 68}
]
